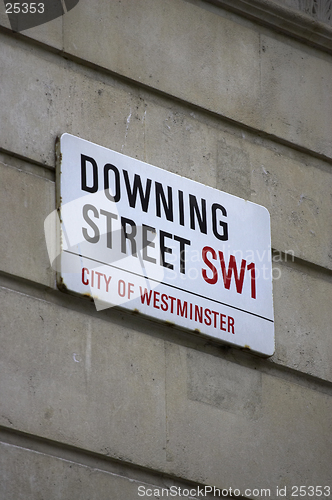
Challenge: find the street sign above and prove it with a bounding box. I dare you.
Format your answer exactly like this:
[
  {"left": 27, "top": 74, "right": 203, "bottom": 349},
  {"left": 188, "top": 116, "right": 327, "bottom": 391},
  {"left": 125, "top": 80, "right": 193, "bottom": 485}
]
[{"left": 50, "top": 133, "right": 274, "bottom": 356}]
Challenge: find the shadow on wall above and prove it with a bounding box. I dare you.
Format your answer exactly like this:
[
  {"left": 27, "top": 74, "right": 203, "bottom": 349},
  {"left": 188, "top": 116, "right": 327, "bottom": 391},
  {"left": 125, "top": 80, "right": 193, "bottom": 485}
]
[{"left": 4, "top": 0, "right": 80, "bottom": 32}]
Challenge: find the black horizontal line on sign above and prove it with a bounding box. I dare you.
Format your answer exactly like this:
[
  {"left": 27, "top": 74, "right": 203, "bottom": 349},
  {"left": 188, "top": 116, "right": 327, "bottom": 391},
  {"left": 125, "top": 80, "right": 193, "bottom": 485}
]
[{"left": 63, "top": 250, "right": 274, "bottom": 323}]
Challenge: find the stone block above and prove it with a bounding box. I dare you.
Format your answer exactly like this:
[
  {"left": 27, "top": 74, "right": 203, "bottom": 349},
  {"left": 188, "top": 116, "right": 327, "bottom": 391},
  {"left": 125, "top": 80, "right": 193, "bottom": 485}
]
[
  {"left": 0, "top": 160, "right": 55, "bottom": 287},
  {"left": 271, "top": 261, "right": 332, "bottom": 382},
  {"left": 143, "top": 102, "right": 218, "bottom": 189},
  {"left": 0, "top": 33, "right": 147, "bottom": 166},
  {"left": 260, "top": 34, "right": 332, "bottom": 158},
  {"left": 0, "top": 442, "right": 168, "bottom": 500},
  {"left": 164, "top": 342, "right": 332, "bottom": 490},
  {"left": 0, "top": 286, "right": 166, "bottom": 471},
  {"left": 63, "top": 0, "right": 261, "bottom": 129},
  {"left": 251, "top": 148, "right": 332, "bottom": 271},
  {"left": 62, "top": 0, "right": 332, "bottom": 158},
  {"left": 217, "top": 136, "right": 252, "bottom": 200}
]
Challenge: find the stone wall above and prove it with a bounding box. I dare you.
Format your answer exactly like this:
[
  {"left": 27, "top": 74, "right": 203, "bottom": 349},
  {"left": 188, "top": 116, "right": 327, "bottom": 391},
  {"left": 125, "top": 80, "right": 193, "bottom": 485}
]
[{"left": 0, "top": 1, "right": 331, "bottom": 498}]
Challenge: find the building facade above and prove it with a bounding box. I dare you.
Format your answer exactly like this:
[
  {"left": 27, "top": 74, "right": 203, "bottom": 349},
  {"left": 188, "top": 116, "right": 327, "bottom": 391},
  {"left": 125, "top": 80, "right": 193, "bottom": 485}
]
[{"left": 0, "top": 0, "right": 331, "bottom": 498}]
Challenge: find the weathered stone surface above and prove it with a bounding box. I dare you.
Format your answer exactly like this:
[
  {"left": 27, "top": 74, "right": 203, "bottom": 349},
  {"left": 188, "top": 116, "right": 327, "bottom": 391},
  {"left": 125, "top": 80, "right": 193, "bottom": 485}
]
[
  {"left": 271, "top": 261, "right": 332, "bottom": 381},
  {"left": 186, "top": 348, "right": 263, "bottom": 420},
  {"left": 260, "top": 34, "right": 332, "bottom": 158},
  {"left": 63, "top": 0, "right": 261, "bottom": 129},
  {"left": 143, "top": 102, "right": 218, "bottom": 189},
  {"left": 0, "top": 32, "right": 146, "bottom": 167},
  {"left": 1, "top": 279, "right": 331, "bottom": 488},
  {"left": 0, "top": 286, "right": 167, "bottom": 471},
  {"left": 252, "top": 151, "right": 332, "bottom": 271},
  {"left": 1, "top": 441, "right": 191, "bottom": 500},
  {"left": 165, "top": 342, "right": 332, "bottom": 491},
  {"left": 0, "top": 442, "right": 134, "bottom": 500},
  {"left": 0, "top": 160, "right": 55, "bottom": 287},
  {"left": 63, "top": 0, "right": 332, "bottom": 158}
]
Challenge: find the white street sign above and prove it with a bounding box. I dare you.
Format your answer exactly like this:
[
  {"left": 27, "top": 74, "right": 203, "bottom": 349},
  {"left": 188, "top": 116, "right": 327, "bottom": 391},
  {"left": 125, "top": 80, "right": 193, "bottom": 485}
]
[{"left": 46, "top": 133, "right": 274, "bottom": 356}]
